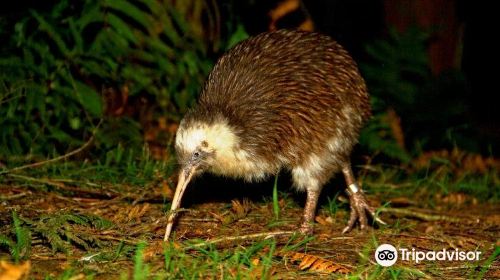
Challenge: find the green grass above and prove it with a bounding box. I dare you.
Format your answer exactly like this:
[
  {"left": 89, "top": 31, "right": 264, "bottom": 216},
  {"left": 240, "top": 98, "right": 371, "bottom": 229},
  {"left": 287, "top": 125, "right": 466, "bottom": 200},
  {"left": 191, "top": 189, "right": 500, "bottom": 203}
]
[
  {"left": 0, "top": 212, "right": 31, "bottom": 263},
  {"left": 272, "top": 174, "right": 280, "bottom": 220},
  {"left": 131, "top": 242, "right": 149, "bottom": 280},
  {"left": 362, "top": 163, "right": 499, "bottom": 204},
  {"left": 473, "top": 245, "right": 500, "bottom": 280},
  {"left": 322, "top": 191, "right": 344, "bottom": 218},
  {"left": 1, "top": 145, "right": 176, "bottom": 192},
  {"left": 123, "top": 238, "right": 285, "bottom": 279},
  {"left": 0, "top": 154, "right": 498, "bottom": 279},
  {"left": 0, "top": 0, "right": 220, "bottom": 157}
]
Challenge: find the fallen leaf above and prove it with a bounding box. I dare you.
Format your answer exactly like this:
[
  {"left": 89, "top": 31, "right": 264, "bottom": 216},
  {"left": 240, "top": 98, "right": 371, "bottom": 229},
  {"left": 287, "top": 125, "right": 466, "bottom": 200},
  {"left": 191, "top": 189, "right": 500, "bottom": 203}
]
[
  {"left": 325, "top": 216, "right": 334, "bottom": 224},
  {"left": 231, "top": 199, "right": 251, "bottom": 219},
  {"left": 127, "top": 203, "right": 150, "bottom": 222},
  {"left": 222, "top": 199, "right": 252, "bottom": 225},
  {"left": 315, "top": 216, "right": 332, "bottom": 225},
  {"left": 172, "top": 242, "right": 182, "bottom": 250},
  {"left": 286, "top": 252, "right": 349, "bottom": 274},
  {"left": 248, "top": 265, "right": 275, "bottom": 279},
  {"left": 0, "top": 261, "right": 30, "bottom": 280},
  {"left": 68, "top": 274, "right": 85, "bottom": 280},
  {"left": 412, "top": 148, "right": 500, "bottom": 175},
  {"left": 143, "top": 241, "right": 164, "bottom": 259},
  {"left": 251, "top": 258, "right": 260, "bottom": 266}
]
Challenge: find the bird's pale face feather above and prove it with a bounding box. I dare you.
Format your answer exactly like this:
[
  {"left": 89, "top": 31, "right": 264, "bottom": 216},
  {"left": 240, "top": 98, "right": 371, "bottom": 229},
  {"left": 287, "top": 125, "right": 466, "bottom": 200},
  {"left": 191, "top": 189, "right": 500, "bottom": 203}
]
[{"left": 175, "top": 120, "right": 274, "bottom": 181}]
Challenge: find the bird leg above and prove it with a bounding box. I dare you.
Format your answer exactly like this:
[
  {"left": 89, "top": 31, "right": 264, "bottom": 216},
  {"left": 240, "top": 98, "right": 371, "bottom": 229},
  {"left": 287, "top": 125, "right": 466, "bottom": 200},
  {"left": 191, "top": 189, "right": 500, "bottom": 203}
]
[
  {"left": 341, "top": 165, "right": 386, "bottom": 233},
  {"left": 299, "top": 188, "right": 321, "bottom": 235}
]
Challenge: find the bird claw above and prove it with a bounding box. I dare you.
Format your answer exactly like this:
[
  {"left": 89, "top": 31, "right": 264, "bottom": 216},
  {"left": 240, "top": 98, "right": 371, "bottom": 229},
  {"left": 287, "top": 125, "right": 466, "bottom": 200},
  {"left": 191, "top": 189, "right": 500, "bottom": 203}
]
[{"left": 342, "top": 191, "right": 386, "bottom": 234}]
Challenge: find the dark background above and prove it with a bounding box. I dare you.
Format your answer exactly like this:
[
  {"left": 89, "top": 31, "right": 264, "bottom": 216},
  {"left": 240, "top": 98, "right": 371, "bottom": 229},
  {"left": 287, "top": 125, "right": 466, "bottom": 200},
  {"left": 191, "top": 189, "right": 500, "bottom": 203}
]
[
  {"left": 0, "top": 0, "right": 497, "bottom": 157},
  {"left": 235, "top": 0, "right": 497, "bottom": 155}
]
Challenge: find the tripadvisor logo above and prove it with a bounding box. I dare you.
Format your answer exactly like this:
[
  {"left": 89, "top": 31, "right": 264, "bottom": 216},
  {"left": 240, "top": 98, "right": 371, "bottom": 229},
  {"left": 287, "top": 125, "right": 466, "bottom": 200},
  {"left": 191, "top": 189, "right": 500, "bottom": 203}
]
[
  {"left": 374, "top": 244, "right": 481, "bottom": 267},
  {"left": 375, "top": 244, "right": 398, "bottom": 267}
]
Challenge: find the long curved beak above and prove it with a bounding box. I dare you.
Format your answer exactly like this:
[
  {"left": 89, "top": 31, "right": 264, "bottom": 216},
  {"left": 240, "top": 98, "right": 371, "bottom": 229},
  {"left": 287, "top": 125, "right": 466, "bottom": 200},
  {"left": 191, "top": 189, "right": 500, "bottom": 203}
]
[{"left": 164, "top": 165, "right": 196, "bottom": 241}]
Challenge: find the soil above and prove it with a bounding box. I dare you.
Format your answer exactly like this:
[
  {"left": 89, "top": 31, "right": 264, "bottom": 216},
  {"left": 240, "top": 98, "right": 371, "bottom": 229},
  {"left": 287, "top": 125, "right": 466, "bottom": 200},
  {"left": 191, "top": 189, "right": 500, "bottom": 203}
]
[{"left": 1, "top": 181, "right": 499, "bottom": 279}]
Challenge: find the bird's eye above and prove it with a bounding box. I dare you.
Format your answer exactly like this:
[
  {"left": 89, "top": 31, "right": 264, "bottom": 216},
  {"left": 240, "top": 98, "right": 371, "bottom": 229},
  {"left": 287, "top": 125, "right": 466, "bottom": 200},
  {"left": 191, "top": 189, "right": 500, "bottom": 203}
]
[{"left": 193, "top": 151, "right": 200, "bottom": 158}]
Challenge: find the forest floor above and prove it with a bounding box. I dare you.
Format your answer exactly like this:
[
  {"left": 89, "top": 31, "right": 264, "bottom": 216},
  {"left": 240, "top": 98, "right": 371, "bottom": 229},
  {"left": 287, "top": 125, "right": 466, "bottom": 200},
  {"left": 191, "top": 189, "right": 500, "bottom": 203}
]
[{"left": 0, "top": 160, "right": 499, "bottom": 279}]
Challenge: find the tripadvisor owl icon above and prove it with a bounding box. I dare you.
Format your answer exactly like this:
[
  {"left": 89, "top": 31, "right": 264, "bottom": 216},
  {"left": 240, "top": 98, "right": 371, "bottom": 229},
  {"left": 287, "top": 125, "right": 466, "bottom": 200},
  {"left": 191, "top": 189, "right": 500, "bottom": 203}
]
[{"left": 375, "top": 244, "right": 398, "bottom": 267}]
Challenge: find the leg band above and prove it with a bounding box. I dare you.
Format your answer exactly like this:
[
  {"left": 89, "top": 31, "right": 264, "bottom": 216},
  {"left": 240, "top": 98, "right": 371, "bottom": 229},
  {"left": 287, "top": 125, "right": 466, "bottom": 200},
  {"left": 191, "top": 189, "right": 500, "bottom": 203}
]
[{"left": 346, "top": 183, "right": 360, "bottom": 196}]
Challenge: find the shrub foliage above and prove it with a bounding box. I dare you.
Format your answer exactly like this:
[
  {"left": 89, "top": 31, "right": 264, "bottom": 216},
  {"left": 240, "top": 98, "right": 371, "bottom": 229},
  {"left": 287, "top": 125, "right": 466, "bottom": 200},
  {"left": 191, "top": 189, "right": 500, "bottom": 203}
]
[{"left": 0, "top": 0, "right": 213, "bottom": 156}]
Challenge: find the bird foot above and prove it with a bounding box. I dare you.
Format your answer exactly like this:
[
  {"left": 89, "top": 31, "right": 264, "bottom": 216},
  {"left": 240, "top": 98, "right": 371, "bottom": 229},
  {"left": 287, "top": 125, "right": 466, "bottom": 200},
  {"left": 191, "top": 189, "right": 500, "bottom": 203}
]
[
  {"left": 342, "top": 184, "right": 386, "bottom": 234},
  {"left": 298, "top": 222, "right": 314, "bottom": 235},
  {"left": 298, "top": 189, "right": 320, "bottom": 235}
]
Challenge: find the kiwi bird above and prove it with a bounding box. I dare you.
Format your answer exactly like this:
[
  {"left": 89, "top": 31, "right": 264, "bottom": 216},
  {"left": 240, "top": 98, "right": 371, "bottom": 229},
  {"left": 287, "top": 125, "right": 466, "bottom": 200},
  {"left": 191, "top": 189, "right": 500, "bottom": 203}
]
[{"left": 164, "top": 29, "right": 385, "bottom": 241}]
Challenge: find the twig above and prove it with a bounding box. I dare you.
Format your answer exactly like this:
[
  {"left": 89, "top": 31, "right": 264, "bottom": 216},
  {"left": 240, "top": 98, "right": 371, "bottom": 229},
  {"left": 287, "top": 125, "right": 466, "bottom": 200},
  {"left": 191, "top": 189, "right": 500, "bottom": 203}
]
[
  {"left": 380, "top": 208, "right": 461, "bottom": 222},
  {"left": 391, "top": 233, "right": 449, "bottom": 244},
  {"left": 79, "top": 252, "right": 101, "bottom": 262},
  {"left": 94, "top": 235, "right": 139, "bottom": 245},
  {"left": 185, "top": 230, "right": 295, "bottom": 248},
  {"left": 0, "top": 120, "right": 101, "bottom": 175},
  {"left": 31, "top": 254, "right": 70, "bottom": 261},
  {"left": 5, "top": 174, "right": 118, "bottom": 198},
  {"left": 49, "top": 178, "right": 100, "bottom": 187},
  {"left": 436, "top": 265, "right": 500, "bottom": 271},
  {"left": 0, "top": 192, "right": 29, "bottom": 200},
  {"left": 180, "top": 218, "right": 220, "bottom": 223}
]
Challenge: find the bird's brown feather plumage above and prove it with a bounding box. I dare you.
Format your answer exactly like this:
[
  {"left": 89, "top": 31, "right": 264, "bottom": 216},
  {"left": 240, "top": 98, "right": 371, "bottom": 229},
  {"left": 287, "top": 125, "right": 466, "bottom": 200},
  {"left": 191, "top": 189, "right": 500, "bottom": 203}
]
[
  {"left": 181, "top": 29, "right": 370, "bottom": 186},
  {"left": 165, "top": 29, "right": 380, "bottom": 241}
]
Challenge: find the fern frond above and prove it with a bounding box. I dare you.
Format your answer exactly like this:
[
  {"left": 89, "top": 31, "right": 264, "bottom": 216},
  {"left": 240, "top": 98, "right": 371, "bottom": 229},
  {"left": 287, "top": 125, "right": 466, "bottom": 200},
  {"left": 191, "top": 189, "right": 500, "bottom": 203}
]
[
  {"left": 0, "top": 234, "right": 14, "bottom": 249},
  {"left": 31, "top": 11, "right": 71, "bottom": 56}
]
